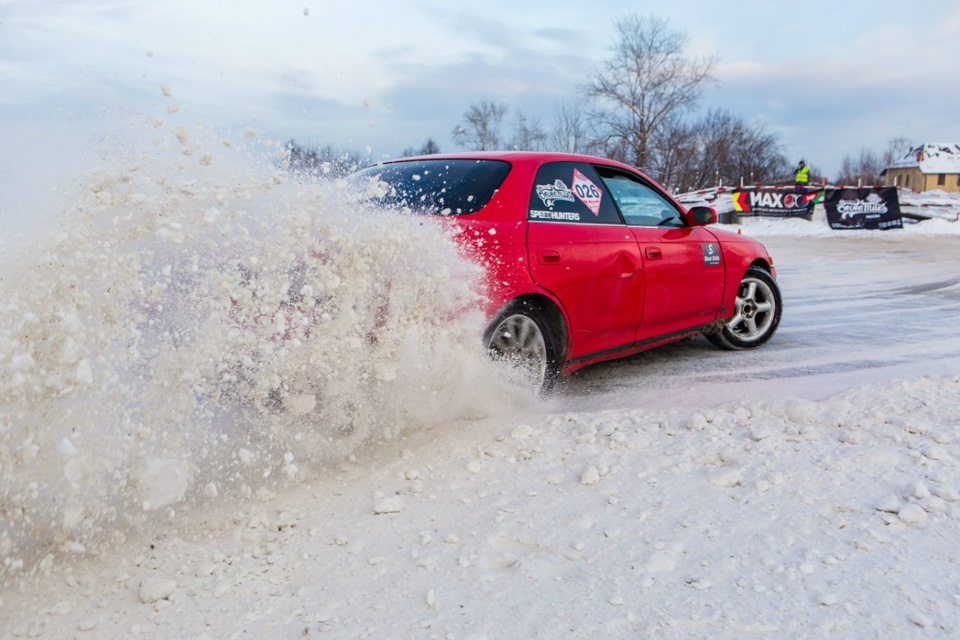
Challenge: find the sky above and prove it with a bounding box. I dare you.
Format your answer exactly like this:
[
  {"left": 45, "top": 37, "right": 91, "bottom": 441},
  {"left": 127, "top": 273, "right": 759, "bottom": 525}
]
[{"left": 1, "top": 0, "right": 960, "bottom": 181}]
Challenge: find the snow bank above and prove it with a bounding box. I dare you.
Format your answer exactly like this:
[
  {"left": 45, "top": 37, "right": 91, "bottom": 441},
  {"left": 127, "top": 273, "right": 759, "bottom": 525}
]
[
  {"left": 2, "top": 374, "right": 958, "bottom": 637},
  {"left": 727, "top": 215, "right": 960, "bottom": 238}
]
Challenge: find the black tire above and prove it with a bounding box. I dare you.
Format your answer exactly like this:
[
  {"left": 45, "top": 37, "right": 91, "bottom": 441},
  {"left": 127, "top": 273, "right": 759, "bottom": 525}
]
[
  {"left": 706, "top": 267, "right": 782, "bottom": 350},
  {"left": 483, "top": 300, "right": 562, "bottom": 393}
]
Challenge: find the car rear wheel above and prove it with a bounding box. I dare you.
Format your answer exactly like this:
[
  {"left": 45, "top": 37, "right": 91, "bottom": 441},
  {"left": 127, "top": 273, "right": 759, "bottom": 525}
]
[
  {"left": 484, "top": 301, "right": 561, "bottom": 393},
  {"left": 706, "top": 267, "right": 782, "bottom": 350}
]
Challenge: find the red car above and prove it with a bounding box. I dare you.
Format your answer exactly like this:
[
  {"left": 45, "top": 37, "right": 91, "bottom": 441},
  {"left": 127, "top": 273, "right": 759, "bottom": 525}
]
[{"left": 351, "top": 151, "right": 781, "bottom": 390}]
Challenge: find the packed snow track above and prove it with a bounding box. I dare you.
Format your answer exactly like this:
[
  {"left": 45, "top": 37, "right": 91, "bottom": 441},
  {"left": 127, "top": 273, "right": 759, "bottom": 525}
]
[{"left": 2, "top": 230, "right": 960, "bottom": 639}]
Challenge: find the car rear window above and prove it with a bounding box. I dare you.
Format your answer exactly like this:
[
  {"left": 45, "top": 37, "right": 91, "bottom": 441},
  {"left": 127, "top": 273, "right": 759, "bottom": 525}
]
[{"left": 350, "top": 159, "right": 510, "bottom": 215}]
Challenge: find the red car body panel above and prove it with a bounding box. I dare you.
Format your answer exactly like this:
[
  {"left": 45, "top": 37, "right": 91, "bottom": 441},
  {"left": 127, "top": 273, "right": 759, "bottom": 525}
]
[
  {"left": 378, "top": 151, "right": 776, "bottom": 376},
  {"left": 527, "top": 220, "right": 645, "bottom": 358}
]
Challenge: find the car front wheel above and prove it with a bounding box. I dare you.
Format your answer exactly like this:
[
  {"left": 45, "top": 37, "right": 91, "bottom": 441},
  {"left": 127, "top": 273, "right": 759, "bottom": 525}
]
[
  {"left": 484, "top": 301, "right": 561, "bottom": 393},
  {"left": 706, "top": 267, "right": 782, "bottom": 350}
]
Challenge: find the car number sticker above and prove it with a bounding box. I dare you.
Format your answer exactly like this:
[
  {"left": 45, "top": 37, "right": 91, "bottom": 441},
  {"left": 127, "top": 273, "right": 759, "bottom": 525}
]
[
  {"left": 702, "top": 243, "right": 721, "bottom": 266},
  {"left": 535, "top": 179, "right": 575, "bottom": 208},
  {"left": 572, "top": 168, "right": 602, "bottom": 216}
]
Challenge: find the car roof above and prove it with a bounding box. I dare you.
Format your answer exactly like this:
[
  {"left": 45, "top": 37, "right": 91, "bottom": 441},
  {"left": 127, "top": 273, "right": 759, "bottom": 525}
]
[{"left": 386, "top": 151, "right": 646, "bottom": 175}]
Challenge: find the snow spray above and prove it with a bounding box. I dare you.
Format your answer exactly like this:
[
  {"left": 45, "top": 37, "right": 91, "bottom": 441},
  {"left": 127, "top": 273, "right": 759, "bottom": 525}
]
[{"left": 0, "top": 124, "right": 529, "bottom": 581}]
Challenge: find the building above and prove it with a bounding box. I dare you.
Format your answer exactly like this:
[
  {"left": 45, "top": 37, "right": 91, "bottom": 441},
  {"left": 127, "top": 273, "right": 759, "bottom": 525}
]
[{"left": 883, "top": 143, "right": 960, "bottom": 193}]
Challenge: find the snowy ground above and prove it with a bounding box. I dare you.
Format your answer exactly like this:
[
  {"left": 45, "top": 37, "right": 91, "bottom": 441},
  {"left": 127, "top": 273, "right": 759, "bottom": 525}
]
[{"left": 2, "top": 152, "right": 960, "bottom": 638}]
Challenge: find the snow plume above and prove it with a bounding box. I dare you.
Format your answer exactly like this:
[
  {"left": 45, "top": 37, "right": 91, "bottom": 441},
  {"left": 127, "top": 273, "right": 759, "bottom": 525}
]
[{"left": 0, "top": 126, "right": 528, "bottom": 580}]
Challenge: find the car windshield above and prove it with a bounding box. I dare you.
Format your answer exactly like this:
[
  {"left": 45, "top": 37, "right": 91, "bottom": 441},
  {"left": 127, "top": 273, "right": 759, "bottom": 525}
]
[{"left": 350, "top": 159, "right": 510, "bottom": 215}]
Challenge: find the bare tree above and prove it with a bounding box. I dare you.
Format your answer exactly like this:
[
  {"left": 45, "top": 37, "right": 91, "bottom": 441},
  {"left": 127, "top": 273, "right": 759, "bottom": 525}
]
[
  {"left": 400, "top": 138, "right": 442, "bottom": 157},
  {"left": 652, "top": 110, "right": 787, "bottom": 192},
  {"left": 452, "top": 100, "right": 509, "bottom": 150},
  {"left": 677, "top": 109, "right": 739, "bottom": 189},
  {"left": 285, "top": 140, "right": 368, "bottom": 178},
  {"left": 832, "top": 136, "right": 913, "bottom": 186},
  {"left": 419, "top": 138, "right": 441, "bottom": 155},
  {"left": 509, "top": 112, "right": 547, "bottom": 151},
  {"left": 835, "top": 147, "right": 884, "bottom": 186},
  {"left": 882, "top": 135, "right": 912, "bottom": 166},
  {"left": 548, "top": 98, "right": 594, "bottom": 154},
  {"left": 651, "top": 116, "right": 696, "bottom": 190},
  {"left": 585, "top": 14, "right": 715, "bottom": 171},
  {"left": 713, "top": 113, "right": 788, "bottom": 187}
]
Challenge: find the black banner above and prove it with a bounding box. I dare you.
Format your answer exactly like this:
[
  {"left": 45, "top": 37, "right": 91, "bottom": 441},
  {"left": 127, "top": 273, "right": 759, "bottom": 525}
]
[{"left": 824, "top": 187, "right": 903, "bottom": 230}]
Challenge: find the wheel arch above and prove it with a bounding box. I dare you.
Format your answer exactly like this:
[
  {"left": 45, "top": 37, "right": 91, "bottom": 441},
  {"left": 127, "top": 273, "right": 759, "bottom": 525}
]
[
  {"left": 748, "top": 257, "right": 773, "bottom": 273},
  {"left": 486, "top": 293, "right": 569, "bottom": 368},
  {"left": 720, "top": 255, "right": 776, "bottom": 317},
  {"left": 707, "top": 264, "right": 782, "bottom": 350}
]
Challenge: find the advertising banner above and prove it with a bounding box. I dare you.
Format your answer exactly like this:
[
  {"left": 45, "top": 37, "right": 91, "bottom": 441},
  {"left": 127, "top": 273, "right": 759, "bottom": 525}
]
[
  {"left": 732, "top": 188, "right": 823, "bottom": 217},
  {"left": 824, "top": 187, "right": 903, "bottom": 230}
]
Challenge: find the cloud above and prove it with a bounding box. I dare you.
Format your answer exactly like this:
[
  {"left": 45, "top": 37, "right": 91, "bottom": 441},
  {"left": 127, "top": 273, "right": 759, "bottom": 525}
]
[
  {"left": 704, "top": 10, "right": 960, "bottom": 177},
  {"left": 2, "top": 0, "right": 960, "bottom": 176}
]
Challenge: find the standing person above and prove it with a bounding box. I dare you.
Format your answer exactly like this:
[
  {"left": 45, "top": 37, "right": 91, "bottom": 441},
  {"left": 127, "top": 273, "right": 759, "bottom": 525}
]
[{"left": 795, "top": 160, "right": 810, "bottom": 192}]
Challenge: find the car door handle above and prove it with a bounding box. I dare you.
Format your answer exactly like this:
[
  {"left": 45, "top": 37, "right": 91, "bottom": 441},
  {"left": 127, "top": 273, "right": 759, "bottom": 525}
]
[
  {"left": 645, "top": 246, "right": 662, "bottom": 260},
  {"left": 537, "top": 249, "right": 560, "bottom": 264}
]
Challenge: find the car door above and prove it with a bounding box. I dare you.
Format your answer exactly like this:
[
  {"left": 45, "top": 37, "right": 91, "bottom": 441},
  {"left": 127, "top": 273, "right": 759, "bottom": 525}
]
[
  {"left": 525, "top": 162, "right": 645, "bottom": 359},
  {"left": 595, "top": 168, "right": 726, "bottom": 341}
]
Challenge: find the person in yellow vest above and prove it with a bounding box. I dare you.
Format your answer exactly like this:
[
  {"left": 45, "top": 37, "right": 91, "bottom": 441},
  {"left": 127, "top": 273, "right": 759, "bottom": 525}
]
[{"left": 795, "top": 160, "right": 810, "bottom": 192}]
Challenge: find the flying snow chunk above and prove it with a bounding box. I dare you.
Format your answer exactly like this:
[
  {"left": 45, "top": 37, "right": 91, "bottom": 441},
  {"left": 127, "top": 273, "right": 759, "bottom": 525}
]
[
  {"left": 139, "top": 577, "right": 177, "bottom": 604},
  {"left": 511, "top": 424, "right": 535, "bottom": 440},
  {"left": 283, "top": 393, "right": 317, "bottom": 416},
  {"left": 76, "top": 359, "right": 93, "bottom": 385},
  {"left": 137, "top": 458, "right": 191, "bottom": 511},
  {"left": 203, "top": 483, "right": 218, "bottom": 499},
  {"left": 58, "top": 438, "right": 78, "bottom": 457},
  {"left": 10, "top": 353, "right": 35, "bottom": 372},
  {"left": 374, "top": 497, "right": 405, "bottom": 514}
]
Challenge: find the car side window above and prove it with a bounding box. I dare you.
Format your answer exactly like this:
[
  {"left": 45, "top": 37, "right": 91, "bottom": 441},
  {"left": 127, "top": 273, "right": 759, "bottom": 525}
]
[
  {"left": 596, "top": 169, "right": 685, "bottom": 228},
  {"left": 351, "top": 159, "right": 510, "bottom": 215},
  {"left": 527, "top": 162, "right": 622, "bottom": 225}
]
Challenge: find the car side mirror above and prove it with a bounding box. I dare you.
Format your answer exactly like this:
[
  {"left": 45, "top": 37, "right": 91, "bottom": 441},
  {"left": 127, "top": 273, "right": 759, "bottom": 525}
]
[{"left": 687, "top": 206, "right": 717, "bottom": 226}]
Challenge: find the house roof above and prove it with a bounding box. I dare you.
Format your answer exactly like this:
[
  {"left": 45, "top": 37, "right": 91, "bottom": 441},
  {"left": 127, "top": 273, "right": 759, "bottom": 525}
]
[{"left": 887, "top": 143, "right": 960, "bottom": 174}]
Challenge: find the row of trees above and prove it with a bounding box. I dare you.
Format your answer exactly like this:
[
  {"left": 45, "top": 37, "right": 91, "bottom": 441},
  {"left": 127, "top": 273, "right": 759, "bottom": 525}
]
[
  {"left": 447, "top": 15, "right": 791, "bottom": 192},
  {"left": 286, "top": 13, "right": 908, "bottom": 191},
  {"left": 833, "top": 136, "right": 911, "bottom": 186},
  {"left": 285, "top": 14, "right": 791, "bottom": 191},
  {"left": 285, "top": 138, "right": 442, "bottom": 178}
]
